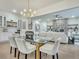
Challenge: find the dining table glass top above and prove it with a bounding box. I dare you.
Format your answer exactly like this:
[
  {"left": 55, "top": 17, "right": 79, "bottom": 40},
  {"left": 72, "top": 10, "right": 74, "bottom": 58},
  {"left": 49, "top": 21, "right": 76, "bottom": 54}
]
[{"left": 25, "top": 36, "right": 49, "bottom": 44}]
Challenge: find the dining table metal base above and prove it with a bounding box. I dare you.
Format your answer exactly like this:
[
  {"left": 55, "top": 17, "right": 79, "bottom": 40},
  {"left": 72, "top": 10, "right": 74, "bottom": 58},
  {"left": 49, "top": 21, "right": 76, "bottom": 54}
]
[{"left": 36, "top": 43, "right": 44, "bottom": 59}]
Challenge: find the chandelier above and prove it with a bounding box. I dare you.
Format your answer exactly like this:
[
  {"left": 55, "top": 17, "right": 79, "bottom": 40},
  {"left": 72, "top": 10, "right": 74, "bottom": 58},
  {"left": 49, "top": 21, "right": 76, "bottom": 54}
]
[{"left": 20, "top": 0, "right": 36, "bottom": 17}]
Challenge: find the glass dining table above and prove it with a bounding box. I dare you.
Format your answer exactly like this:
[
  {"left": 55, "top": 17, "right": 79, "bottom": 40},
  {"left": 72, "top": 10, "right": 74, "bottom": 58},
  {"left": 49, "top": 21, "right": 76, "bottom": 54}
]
[
  {"left": 25, "top": 38, "right": 49, "bottom": 59},
  {"left": 13, "top": 33, "right": 51, "bottom": 59}
]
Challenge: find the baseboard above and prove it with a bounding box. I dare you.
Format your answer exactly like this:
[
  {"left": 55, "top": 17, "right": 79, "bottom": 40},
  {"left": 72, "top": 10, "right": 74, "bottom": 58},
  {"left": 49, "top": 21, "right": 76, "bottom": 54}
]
[{"left": 0, "top": 40, "right": 9, "bottom": 44}]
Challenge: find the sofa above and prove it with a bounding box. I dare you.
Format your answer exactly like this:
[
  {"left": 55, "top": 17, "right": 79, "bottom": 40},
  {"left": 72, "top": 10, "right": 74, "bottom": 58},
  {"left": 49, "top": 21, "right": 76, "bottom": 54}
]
[{"left": 35, "top": 32, "right": 68, "bottom": 43}]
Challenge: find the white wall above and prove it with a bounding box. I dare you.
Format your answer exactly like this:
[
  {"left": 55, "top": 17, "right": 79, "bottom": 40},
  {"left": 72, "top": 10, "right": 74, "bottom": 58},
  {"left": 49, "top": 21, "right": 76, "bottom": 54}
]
[
  {"left": 0, "top": 11, "right": 18, "bottom": 22},
  {"left": 0, "top": 11, "right": 29, "bottom": 42},
  {"left": 0, "top": 27, "right": 17, "bottom": 42},
  {"left": 68, "top": 18, "right": 79, "bottom": 25},
  {"left": 0, "top": 10, "right": 29, "bottom": 30},
  {"left": 68, "top": 18, "right": 79, "bottom": 29},
  {"left": 36, "top": 0, "right": 79, "bottom": 16},
  {"left": 0, "top": 11, "right": 18, "bottom": 42}
]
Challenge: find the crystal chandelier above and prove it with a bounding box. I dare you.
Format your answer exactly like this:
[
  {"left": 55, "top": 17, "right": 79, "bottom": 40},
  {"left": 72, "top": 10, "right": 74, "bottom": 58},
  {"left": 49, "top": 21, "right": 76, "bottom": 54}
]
[{"left": 20, "top": 0, "right": 36, "bottom": 17}]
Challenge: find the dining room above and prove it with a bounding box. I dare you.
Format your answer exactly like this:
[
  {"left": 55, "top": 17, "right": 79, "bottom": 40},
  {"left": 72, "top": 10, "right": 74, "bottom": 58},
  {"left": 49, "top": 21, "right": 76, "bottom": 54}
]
[{"left": 0, "top": 0, "right": 79, "bottom": 59}]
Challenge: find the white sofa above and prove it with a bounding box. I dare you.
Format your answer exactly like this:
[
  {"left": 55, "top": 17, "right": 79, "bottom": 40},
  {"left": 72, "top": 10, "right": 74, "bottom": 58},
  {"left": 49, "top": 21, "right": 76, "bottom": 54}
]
[{"left": 37, "top": 32, "right": 68, "bottom": 43}]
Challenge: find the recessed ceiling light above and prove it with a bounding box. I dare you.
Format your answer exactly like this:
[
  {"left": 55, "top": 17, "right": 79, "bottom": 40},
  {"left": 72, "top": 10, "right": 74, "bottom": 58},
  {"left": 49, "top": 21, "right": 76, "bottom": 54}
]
[
  {"left": 72, "top": 16, "right": 75, "bottom": 17},
  {"left": 23, "top": 9, "right": 27, "bottom": 12},
  {"left": 12, "top": 9, "right": 17, "bottom": 13}
]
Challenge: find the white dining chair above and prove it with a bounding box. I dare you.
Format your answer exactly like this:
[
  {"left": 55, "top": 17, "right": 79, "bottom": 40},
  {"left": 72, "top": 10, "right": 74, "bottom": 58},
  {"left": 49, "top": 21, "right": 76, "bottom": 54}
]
[
  {"left": 13, "top": 33, "right": 20, "bottom": 38},
  {"left": 40, "top": 38, "right": 61, "bottom": 59},
  {"left": 15, "top": 38, "right": 36, "bottom": 59},
  {"left": 20, "top": 29, "right": 26, "bottom": 37},
  {"left": 9, "top": 36, "right": 17, "bottom": 57}
]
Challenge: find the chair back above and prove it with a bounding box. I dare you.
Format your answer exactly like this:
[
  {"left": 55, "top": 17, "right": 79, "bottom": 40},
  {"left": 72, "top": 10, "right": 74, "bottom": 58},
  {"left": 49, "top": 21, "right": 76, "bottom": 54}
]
[
  {"left": 25, "top": 31, "right": 34, "bottom": 40},
  {"left": 20, "top": 29, "right": 26, "bottom": 37},
  {"left": 52, "top": 38, "right": 61, "bottom": 53},
  {"left": 9, "top": 36, "right": 17, "bottom": 48},
  {"left": 15, "top": 38, "right": 27, "bottom": 53}
]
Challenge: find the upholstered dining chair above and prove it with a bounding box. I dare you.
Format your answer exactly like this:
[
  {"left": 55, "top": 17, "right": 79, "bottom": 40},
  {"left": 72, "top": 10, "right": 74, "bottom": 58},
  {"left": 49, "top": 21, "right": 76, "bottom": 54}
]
[
  {"left": 15, "top": 38, "right": 36, "bottom": 59},
  {"left": 40, "top": 38, "right": 61, "bottom": 59},
  {"left": 25, "top": 31, "right": 34, "bottom": 40},
  {"left": 20, "top": 29, "right": 26, "bottom": 37},
  {"left": 9, "top": 36, "right": 17, "bottom": 57}
]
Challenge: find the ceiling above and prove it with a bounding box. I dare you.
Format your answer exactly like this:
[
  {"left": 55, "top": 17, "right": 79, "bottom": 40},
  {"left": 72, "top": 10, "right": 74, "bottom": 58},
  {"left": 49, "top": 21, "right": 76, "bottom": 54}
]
[
  {"left": 54, "top": 7, "right": 79, "bottom": 17},
  {"left": 0, "top": 0, "right": 63, "bottom": 14},
  {"left": 32, "top": 7, "right": 79, "bottom": 22}
]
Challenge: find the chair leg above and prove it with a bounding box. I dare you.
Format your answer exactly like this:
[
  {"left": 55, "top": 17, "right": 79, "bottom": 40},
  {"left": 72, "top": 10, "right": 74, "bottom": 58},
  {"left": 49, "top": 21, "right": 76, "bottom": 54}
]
[
  {"left": 52, "top": 55, "right": 55, "bottom": 59},
  {"left": 46, "top": 53, "right": 47, "bottom": 56},
  {"left": 56, "top": 53, "right": 58, "bottom": 59},
  {"left": 25, "top": 54, "right": 27, "bottom": 59},
  {"left": 10, "top": 47, "right": 12, "bottom": 54},
  {"left": 18, "top": 51, "right": 20, "bottom": 59},
  {"left": 14, "top": 48, "right": 17, "bottom": 57},
  {"left": 40, "top": 51, "right": 41, "bottom": 59},
  {"left": 35, "top": 50, "right": 36, "bottom": 59}
]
